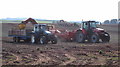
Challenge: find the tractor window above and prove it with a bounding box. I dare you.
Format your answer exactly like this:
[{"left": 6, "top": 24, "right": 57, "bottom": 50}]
[
  {"left": 34, "top": 26, "right": 39, "bottom": 32},
  {"left": 90, "top": 22, "right": 97, "bottom": 28},
  {"left": 39, "top": 25, "right": 47, "bottom": 30},
  {"left": 83, "top": 22, "right": 88, "bottom": 30}
]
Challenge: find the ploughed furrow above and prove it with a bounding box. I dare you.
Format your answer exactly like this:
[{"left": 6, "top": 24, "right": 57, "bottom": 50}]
[
  {"left": 32, "top": 54, "right": 51, "bottom": 65},
  {"left": 60, "top": 54, "right": 76, "bottom": 65}
]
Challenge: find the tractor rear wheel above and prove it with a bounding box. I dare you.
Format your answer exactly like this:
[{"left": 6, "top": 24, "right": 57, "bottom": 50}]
[
  {"left": 13, "top": 37, "right": 16, "bottom": 43},
  {"left": 13, "top": 37, "right": 20, "bottom": 43},
  {"left": 76, "top": 31, "right": 85, "bottom": 43},
  {"left": 90, "top": 33, "right": 99, "bottom": 43}
]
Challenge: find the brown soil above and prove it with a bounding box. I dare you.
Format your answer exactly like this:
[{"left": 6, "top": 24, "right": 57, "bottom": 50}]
[{"left": 1, "top": 23, "right": 119, "bottom": 66}]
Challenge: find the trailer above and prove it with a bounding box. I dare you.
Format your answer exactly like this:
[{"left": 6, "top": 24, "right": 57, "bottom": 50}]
[{"left": 8, "top": 29, "right": 33, "bottom": 42}]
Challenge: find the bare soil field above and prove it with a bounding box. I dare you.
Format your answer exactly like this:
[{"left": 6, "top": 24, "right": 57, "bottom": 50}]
[{"left": 1, "top": 23, "right": 119, "bottom": 66}]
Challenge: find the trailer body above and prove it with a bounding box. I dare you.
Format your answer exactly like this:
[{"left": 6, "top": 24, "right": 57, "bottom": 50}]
[{"left": 8, "top": 29, "right": 33, "bottom": 42}]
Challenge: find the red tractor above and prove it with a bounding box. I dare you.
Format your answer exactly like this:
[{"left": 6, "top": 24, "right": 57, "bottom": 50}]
[{"left": 58, "top": 21, "right": 110, "bottom": 43}]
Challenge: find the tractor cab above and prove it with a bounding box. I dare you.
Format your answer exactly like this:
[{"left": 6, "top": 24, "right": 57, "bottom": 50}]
[
  {"left": 82, "top": 21, "right": 97, "bottom": 30},
  {"left": 34, "top": 24, "right": 47, "bottom": 32},
  {"left": 81, "top": 21, "right": 99, "bottom": 34},
  {"left": 33, "top": 24, "right": 52, "bottom": 35}
]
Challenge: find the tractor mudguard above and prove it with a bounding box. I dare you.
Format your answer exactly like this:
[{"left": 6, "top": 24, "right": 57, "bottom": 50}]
[
  {"left": 50, "top": 35, "right": 57, "bottom": 44},
  {"left": 99, "top": 32, "right": 110, "bottom": 42}
]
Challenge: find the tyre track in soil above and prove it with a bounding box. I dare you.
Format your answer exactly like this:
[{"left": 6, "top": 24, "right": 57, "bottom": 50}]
[
  {"left": 11, "top": 53, "right": 21, "bottom": 62},
  {"left": 60, "top": 54, "right": 76, "bottom": 65},
  {"left": 94, "top": 57, "right": 106, "bottom": 65},
  {"left": 3, "top": 52, "right": 21, "bottom": 64},
  {"left": 88, "top": 54, "right": 107, "bottom": 65},
  {"left": 32, "top": 54, "right": 51, "bottom": 65}
]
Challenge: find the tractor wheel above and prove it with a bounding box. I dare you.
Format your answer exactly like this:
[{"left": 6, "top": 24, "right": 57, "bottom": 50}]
[
  {"left": 76, "top": 31, "right": 85, "bottom": 43},
  {"left": 39, "top": 36, "right": 48, "bottom": 44},
  {"left": 13, "top": 37, "right": 20, "bottom": 43},
  {"left": 90, "top": 33, "right": 99, "bottom": 43},
  {"left": 51, "top": 36, "right": 57, "bottom": 44},
  {"left": 31, "top": 35, "right": 36, "bottom": 44},
  {"left": 101, "top": 32, "right": 110, "bottom": 42},
  {"left": 13, "top": 37, "right": 16, "bottom": 43},
  {"left": 16, "top": 37, "right": 20, "bottom": 43},
  {"left": 24, "top": 39, "right": 30, "bottom": 43}
]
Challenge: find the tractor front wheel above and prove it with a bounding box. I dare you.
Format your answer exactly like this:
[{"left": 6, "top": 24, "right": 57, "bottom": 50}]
[
  {"left": 13, "top": 37, "right": 16, "bottom": 42},
  {"left": 39, "top": 36, "right": 48, "bottom": 44},
  {"left": 90, "top": 33, "right": 99, "bottom": 43}
]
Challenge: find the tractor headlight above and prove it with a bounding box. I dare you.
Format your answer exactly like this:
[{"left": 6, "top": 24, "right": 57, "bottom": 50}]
[{"left": 105, "top": 34, "right": 108, "bottom": 36}]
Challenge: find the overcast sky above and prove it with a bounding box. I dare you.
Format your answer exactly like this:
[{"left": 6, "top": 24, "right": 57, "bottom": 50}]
[{"left": 0, "top": 0, "right": 119, "bottom": 22}]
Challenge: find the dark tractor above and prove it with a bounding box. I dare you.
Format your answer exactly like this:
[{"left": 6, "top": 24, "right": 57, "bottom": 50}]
[
  {"left": 30, "top": 24, "right": 57, "bottom": 44},
  {"left": 76, "top": 21, "right": 110, "bottom": 43}
]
